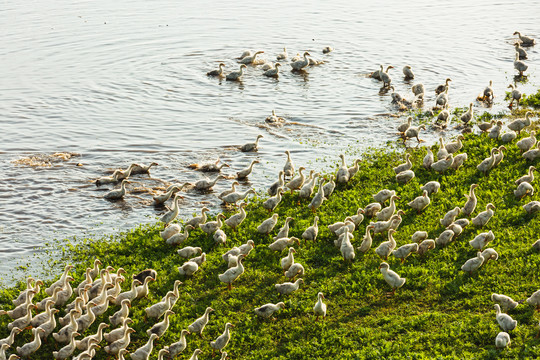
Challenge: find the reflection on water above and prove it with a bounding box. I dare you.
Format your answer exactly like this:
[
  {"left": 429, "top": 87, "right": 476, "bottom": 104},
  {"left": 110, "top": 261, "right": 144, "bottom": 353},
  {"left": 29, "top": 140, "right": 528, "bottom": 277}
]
[{"left": 0, "top": 0, "right": 538, "bottom": 283}]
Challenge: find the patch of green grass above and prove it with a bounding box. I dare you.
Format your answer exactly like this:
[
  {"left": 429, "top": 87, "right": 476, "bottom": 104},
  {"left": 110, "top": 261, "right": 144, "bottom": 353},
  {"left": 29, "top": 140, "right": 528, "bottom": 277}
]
[
  {"left": 522, "top": 89, "right": 540, "bottom": 108},
  {"left": 3, "top": 132, "right": 540, "bottom": 359}
]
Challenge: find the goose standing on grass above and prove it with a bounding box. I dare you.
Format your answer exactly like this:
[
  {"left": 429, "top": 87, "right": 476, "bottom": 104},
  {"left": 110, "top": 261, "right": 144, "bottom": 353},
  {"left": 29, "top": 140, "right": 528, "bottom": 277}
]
[
  {"left": 393, "top": 154, "right": 412, "bottom": 174},
  {"left": 160, "top": 224, "right": 180, "bottom": 241},
  {"left": 199, "top": 214, "right": 225, "bottom": 235},
  {"left": 478, "top": 120, "right": 495, "bottom": 134},
  {"left": 186, "top": 207, "right": 210, "bottom": 228},
  {"left": 322, "top": 175, "right": 336, "bottom": 197},
  {"left": 514, "top": 43, "right": 528, "bottom": 59},
  {"left": 237, "top": 160, "right": 259, "bottom": 180},
  {"left": 130, "top": 333, "right": 159, "bottom": 360},
  {"left": 423, "top": 148, "right": 434, "bottom": 169},
  {"left": 167, "top": 225, "right": 194, "bottom": 245},
  {"left": 309, "top": 179, "right": 326, "bottom": 212},
  {"left": 240, "top": 135, "right": 264, "bottom": 152},
  {"left": 188, "top": 307, "right": 214, "bottom": 338},
  {"left": 210, "top": 323, "right": 234, "bottom": 355},
  {"left": 207, "top": 63, "right": 225, "bottom": 77},
  {"left": 461, "top": 252, "right": 485, "bottom": 275},
  {"left": 254, "top": 302, "right": 285, "bottom": 319},
  {"left": 0, "top": 327, "right": 23, "bottom": 347},
  {"left": 373, "top": 189, "right": 396, "bottom": 204},
  {"left": 396, "top": 169, "right": 415, "bottom": 184},
  {"left": 290, "top": 52, "right": 311, "bottom": 70},
  {"left": 380, "top": 66, "right": 394, "bottom": 87},
  {"left": 299, "top": 171, "right": 320, "bottom": 198},
  {"left": 379, "top": 262, "right": 406, "bottom": 295},
  {"left": 104, "top": 328, "right": 136, "bottom": 355},
  {"left": 160, "top": 194, "right": 182, "bottom": 225},
  {"left": 257, "top": 213, "right": 279, "bottom": 234},
  {"left": 403, "top": 65, "right": 414, "bottom": 79},
  {"left": 517, "top": 132, "right": 536, "bottom": 153},
  {"left": 435, "top": 78, "right": 452, "bottom": 95},
  {"left": 336, "top": 154, "right": 350, "bottom": 184},
  {"left": 274, "top": 216, "right": 294, "bottom": 240},
  {"left": 516, "top": 166, "right": 536, "bottom": 185},
  {"left": 226, "top": 64, "right": 247, "bottom": 81},
  {"left": 269, "top": 237, "right": 299, "bottom": 252},
  {"left": 469, "top": 230, "right": 495, "bottom": 250},
  {"left": 514, "top": 31, "right": 536, "bottom": 46},
  {"left": 514, "top": 52, "right": 528, "bottom": 76},
  {"left": 420, "top": 180, "right": 440, "bottom": 195},
  {"left": 263, "top": 63, "right": 281, "bottom": 77},
  {"left": 440, "top": 207, "right": 460, "bottom": 227},
  {"left": 340, "top": 228, "right": 355, "bottom": 262},
  {"left": 104, "top": 179, "right": 129, "bottom": 200},
  {"left": 313, "top": 292, "right": 327, "bottom": 321},
  {"left": 358, "top": 225, "right": 375, "bottom": 253},
  {"left": 239, "top": 51, "right": 264, "bottom": 64},
  {"left": 417, "top": 239, "right": 436, "bottom": 256},
  {"left": 277, "top": 47, "right": 287, "bottom": 60},
  {"left": 514, "top": 181, "right": 534, "bottom": 199},
  {"left": 16, "top": 328, "right": 45, "bottom": 358},
  {"left": 375, "top": 229, "right": 397, "bottom": 260},
  {"left": 472, "top": 203, "right": 496, "bottom": 227},
  {"left": 147, "top": 310, "right": 174, "bottom": 337},
  {"left": 462, "top": 184, "right": 479, "bottom": 216},
  {"left": 491, "top": 294, "right": 519, "bottom": 311},
  {"left": 302, "top": 216, "right": 319, "bottom": 241},
  {"left": 392, "top": 242, "right": 418, "bottom": 263},
  {"left": 165, "top": 329, "right": 190, "bottom": 357},
  {"left": 225, "top": 203, "right": 248, "bottom": 230},
  {"left": 219, "top": 255, "right": 245, "bottom": 290},
  {"left": 507, "top": 84, "right": 522, "bottom": 107},
  {"left": 275, "top": 278, "right": 304, "bottom": 295},
  {"left": 460, "top": 104, "right": 474, "bottom": 125},
  {"left": 508, "top": 112, "right": 533, "bottom": 134},
  {"left": 376, "top": 195, "right": 400, "bottom": 221},
  {"left": 477, "top": 148, "right": 499, "bottom": 174},
  {"left": 408, "top": 190, "right": 430, "bottom": 213},
  {"left": 222, "top": 188, "right": 256, "bottom": 206},
  {"left": 53, "top": 331, "right": 80, "bottom": 359},
  {"left": 8, "top": 303, "right": 36, "bottom": 331},
  {"left": 286, "top": 167, "right": 306, "bottom": 192},
  {"left": 268, "top": 171, "right": 285, "bottom": 196},
  {"left": 495, "top": 332, "right": 511, "bottom": 349},
  {"left": 495, "top": 304, "right": 517, "bottom": 332}
]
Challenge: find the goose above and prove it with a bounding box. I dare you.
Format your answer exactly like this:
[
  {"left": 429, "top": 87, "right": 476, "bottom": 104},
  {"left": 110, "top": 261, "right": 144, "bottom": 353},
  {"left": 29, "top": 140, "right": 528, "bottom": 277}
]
[
  {"left": 104, "top": 179, "right": 129, "bottom": 200},
  {"left": 265, "top": 109, "right": 285, "bottom": 124},
  {"left": 226, "top": 64, "right": 247, "bottom": 81},
  {"left": 53, "top": 331, "right": 80, "bottom": 359},
  {"left": 16, "top": 328, "right": 45, "bottom": 358},
  {"left": 329, "top": 217, "right": 355, "bottom": 236},
  {"left": 145, "top": 293, "right": 176, "bottom": 320},
  {"left": 237, "top": 160, "right": 259, "bottom": 180},
  {"left": 313, "top": 292, "right": 327, "bottom": 321},
  {"left": 321, "top": 175, "right": 335, "bottom": 197},
  {"left": 517, "top": 132, "right": 537, "bottom": 153},
  {"left": 195, "top": 175, "right": 225, "bottom": 192},
  {"left": 269, "top": 237, "right": 299, "bottom": 252},
  {"left": 481, "top": 248, "right": 499, "bottom": 264},
  {"left": 376, "top": 195, "right": 400, "bottom": 221},
  {"left": 423, "top": 148, "right": 434, "bottom": 169},
  {"left": 12, "top": 277, "right": 42, "bottom": 307},
  {"left": 393, "top": 242, "right": 419, "bottom": 263},
  {"left": 357, "top": 225, "right": 375, "bottom": 253},
  {"left": 185, "top": 208, "right": 209, "bottom": 229},
  {"left": 308, "top": 179, "right": 327, "bottom": 212},
  {"left": 417, "top": 239, "right": 436, "bottom": 256},
  {"left": 501, "top": 131, "right": 517, "bottom": 143},
  {"left": 524, "top": 200, "right": 540, "bottom": 214},
  {"left": 240, "top": 135, "right": 264, "bottom": 152},
  {"left": 55, "top": 275, "right": 75, "bottom": 307},
  {"left": 404, "top": 124, "right": 426, "bottom": 143},
  {"left": 469, "top": 230, "right": 495, "bottom": 250},
  {"left": 440, "top": 207, "right": 460, "bottom": 227},
  {"left": 45, "top": 264, "right": 74, "bottom": 295},
  {"left": 237, "top": 50, "right": 252, "bottom": 59},
  {"left": 113, "top": 279, "right": 141, "bottom": 305},
  {"left": 373, "top": 189, "right": 396, "bottom": 204},
  {"left": 207, "top": 63, "right": 225, "bottom": 77},
  {"left": 130, "top": 333, "right": 159, "bottom": 360},
  {"left": 435, "top": 78, "right": 452, "bottom": 95},
  {"left": 284, "top": 262, "right": 304, "bottom": 280},
  {"left": 350, "top": 208, "right": 365, "bottom": 226},
  {"left": 254, "top": 302, "right": 285, "bottom": 319},
  {"left": 514, "top": 52, "right": 528, "bottom": 76},
  {"left": 275, "top": 278, "right": 304, "bottom": 295},
  {"left": 165, "top": 329, "right": 190, "bottom": 357},
  {"left": 507, "top": 84, "right": 522, "bottom": 107},
  {"left": 482, "top": 80, "right": 494, "bottom": 102},
  {"left": 159, "top": 194, "right": 183, "bottom": 225},
  {"left": 268, "top": 171, "right": 285, "bottom": 196},
  {"left": 508, "top": 112, "right": 533, "bottom": 135},
  {"left": 461, "top": 184, "right": 479, "bottom": 216},
  {"left": 0, "top": 327, "right": 22, "bottom": 347},
  {"left": 348, "top": 159, "right": 362, "bottom": 180},
  {"left": 397, "top": 116, "right": 412, "bottom": 135},
  {"left": 177, "top": 246, "right": 202, "bottom": 259},
  {"left": 95, "top": 170, "right": 122, "bottom": 187},
  {"left": 380, "top": 66, "right": 394, "bottom": 87},
  {"left": 372, "top": 212, "right": 405, "bottom": 234},
  {"left": 434, "top": 138, "right": 447, "bottom": 160},
  {"left": 131, "top": 162, "right": 158, "bottom": 175},
  {"left": 364, "top": 202, "right": 382, "bottom": 217},
  {"left": 514, "top": 181, "right": 534, "bottom": 199},
  {"left": 37, "top": 308, "right": 59, "bottom": 339},
  {"left": 495, "top": 332, "right": 511, "bottom": 349},
  {"left": 389, "top": 86, "right": 403, "bottom": 103},
  {"left": 334, "top": 226, "right": 354, "bottom": 248},
  {"left": 7, "top": 304, "right": 35, "bottom": 331},
  {"left": 73, "top": 268, "right": 94, "bottom": 297},
  {"left": 454, "top": 218, "right": 470, "bottom": 228},
  {"left": 420, "top": 181, "right": 440, "bottom": 195},
  {"left": 393, "top": 154, "right": 412, "bottom": 174},
  {"left": 286, "top": 167, "right": 307, "bottom": 192},
  {"left": 195, "top": 159, "right": 229, "bottom": 173},
  {"left": 153, "top": 184, "right": 186, "bottom": 206},
  {"left": 478, "top": 120, "right": 496, "bottom": 134},
  {"left": 222, "top": 188, "right": 256, "bottom": 206},
  {"left": 447, "top": 222, "right": 463, "bottom": 237},
  {"left": 514, "top": 31, "right": 536, "bottom": 46},
  {"left": 210, "top": 323, "right": 234, "bottom": 355},
  {"left": 104, "top": 317, "right": 133, "bottom": 343},
  {"left": 277, "top": 47, "right": 287, "bottom": 60},
  {"left": 461, "top": 252, "right": 485, "bottom": 275},
  {"left": 134, "top": 276, "right": 154, "bottom": 300},
  {"left": 258, "top": 213, "right": 279, "bottom": 234},
  {"left": 408, "top": 231, "right": 427, "bottom": 243},
  {"left": 211, "top": 227, "right": 226, "bottom": 244},
  {"left": 302, "top": 216, "right": 319, "bottom": 241},
  {"left": 514, "top": 42, "right": 528, "bottom": 59},
  {"left": 109, "top": 299, "right": 131, "bottom": 327},
  {"left": 375, "top": 229, "right": 397, "bottom": 259},
  {"left": 526, "top": 289, "right": 540, "bottom": 309},
  {"left": 340, "top": 228, "right": 355, "bottom": 262},
  {"left": 299, "top": 172, "right": 320, "bottom": 198},
  {"left": 379, "top": 262, "right": 406, "bottom": 295},
  {"left": 435, "top": 104, "right": 450, "bottom": 128},
  {"left": 62, "top": 295, "right": 85, "bottom": 324},
  {"left": 435, "top": 229, "right": 455, "bottom": 247},
  {"left": 1, "top": 346, "right": 11, "bottom": 360},
  {"left": 199, "top": 213, "right": 225, "bottom": 235},
  {"left": 435, "top": 87, "right": 449, "bottom": 108},
  {"left": 472, "top": 203, "right": 496, "bottom": 227},
  {"left": 523, "top": 143, "right": 540, "bottom": 161},
  {"left": 166, "top": 225, "right": 194, "bottom": 246},
  {"left": 4, "top": 290, "right": 37, "bottom": 319},
  {"left": 218, "top": 255, "right": 245, "bottom": 289},
  {"left": 412, "top": 83, "right": 425, "bottom": 97},
  {"left": 477, "top": 148, "right": 499, "bottom": 174},
  {"left": 188, "top": 307, "right": 214, "bottom": 337},
  {"left": 218, "top": 183, "right": 240, "bottom": 202},
  {"left": 147, "top": 310, "right": 174, "bottom": 337},
  {"left": 283, "top": 150, "right": 295, "bottom": 178},
  {"left": 516, "top": 166, "right": 536, "bottom": 185},
  {"left": 156, "top": 349, "right": 169, "bottom": 360},
  {"left": 274, "top": 217, "right": 294, "bottom": 240},
  {"left": 408, "top": 190, "right": 430, "bottom": 213},
  {"left": 189, "top": 349, "right": 203, "bottom": 360},
  {"left": 495, "top": 304, "right": 517, "bottom": 332},
  {"left": 263, "top": 63, "right": 281, "bottom": 77},
  {"left": 371, "top": 65, "right": 384, "bottom": 80},
  {"left": 115, "top": 163, "right": 137, "bottom": 180},
  {"left": 446, "top": 135, "right": 465, "bottom": 154},
  {"left": 396, "top": 169, "right": 415, "bottom": 184},
  {"left": 450, "top": 153, "right": 468, "bottom": 171},
  {"left": 239, "top": 50, "right": 264, "bottom": 64},
  {"left": 224, "top": 203, "right": 248, "bottom": 230},
  {"left": 290, "top": 52, "right": 310, "bottom": 70},
  {"left": 35, "top": 286, "right": 63, "bottom": 312},
  {"left": 75, "top": 303, "right": 97, "bottom": 333},
  {"left": 403, "top": 65, "right": 414, "bottom": 79},
  {"left": 104, "top": 328, "right": 135, "bottom": 355}
]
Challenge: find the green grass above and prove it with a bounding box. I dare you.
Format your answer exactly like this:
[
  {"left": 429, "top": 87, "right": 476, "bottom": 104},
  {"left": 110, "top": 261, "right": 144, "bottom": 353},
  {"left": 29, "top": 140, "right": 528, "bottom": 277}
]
[
  {"left": 522, "top": 90, "right": 540, "bottom": 109},
  {"left": 3, "top": 129, "right": 540, "bottom": 359}
]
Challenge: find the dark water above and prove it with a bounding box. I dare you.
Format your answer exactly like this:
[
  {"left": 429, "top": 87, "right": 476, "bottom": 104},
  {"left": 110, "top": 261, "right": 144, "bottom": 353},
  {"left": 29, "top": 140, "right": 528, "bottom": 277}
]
[{"left": 0, "top": 0, "right": 538, "bottom": 284}]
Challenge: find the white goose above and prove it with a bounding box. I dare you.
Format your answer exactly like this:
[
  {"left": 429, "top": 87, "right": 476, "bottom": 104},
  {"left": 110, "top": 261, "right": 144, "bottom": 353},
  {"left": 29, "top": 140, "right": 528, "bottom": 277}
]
[
  {"left": 379, "top": 262, "right": 406, "bottom": 295},
  {"left": 290, "top": 52, "right": 311, "bottom": 70},
  {"left": 494, "top": 304, "right": 517, "bottom": 332},
  {"left": 461, "top": 252, "right": 484, "bottom": 275},
  {"left": 472, "top": 203, "right": 496, "bottom": 227},
  {"left": 313, "top": 292, "right": 327, "bottom": 321}
]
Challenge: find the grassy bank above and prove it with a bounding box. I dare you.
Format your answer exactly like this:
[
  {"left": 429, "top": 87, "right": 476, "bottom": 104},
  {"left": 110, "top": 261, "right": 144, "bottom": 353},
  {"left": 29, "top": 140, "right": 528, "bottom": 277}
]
[{"left": 2, "top": 117, "right": 540, "bottom": 359}]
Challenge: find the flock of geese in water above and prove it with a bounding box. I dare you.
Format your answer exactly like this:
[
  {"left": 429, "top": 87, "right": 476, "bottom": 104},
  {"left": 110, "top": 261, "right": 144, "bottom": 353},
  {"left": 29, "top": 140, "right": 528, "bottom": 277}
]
[{"left": 1, "top": 32, "right": 539, "bottom": 359}]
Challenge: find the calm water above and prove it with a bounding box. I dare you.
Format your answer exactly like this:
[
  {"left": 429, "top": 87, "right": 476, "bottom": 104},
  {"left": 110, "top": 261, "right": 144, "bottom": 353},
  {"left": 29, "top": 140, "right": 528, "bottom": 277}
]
[{"left": 0, "top": 0, "right": 538, "bottom": 284}]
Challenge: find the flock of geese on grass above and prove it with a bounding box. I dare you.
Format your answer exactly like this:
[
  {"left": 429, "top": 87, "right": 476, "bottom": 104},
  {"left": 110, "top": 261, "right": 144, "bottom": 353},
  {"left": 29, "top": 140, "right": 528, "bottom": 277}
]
[
  {"left": 206, "top": 46, "right": 332, "bottom": 81},
  {"left": 2, "top": 32, "right": 539, "bottom": 358},
  {"left": 368, "top": 31, "right": 534, "bottom": 128}
]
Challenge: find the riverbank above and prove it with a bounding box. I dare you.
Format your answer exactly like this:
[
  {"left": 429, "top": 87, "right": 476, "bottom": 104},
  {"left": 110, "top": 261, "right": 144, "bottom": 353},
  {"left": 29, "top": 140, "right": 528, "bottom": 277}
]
[{"left": 2, "top": 112, "right": 540, "bottom": 359}]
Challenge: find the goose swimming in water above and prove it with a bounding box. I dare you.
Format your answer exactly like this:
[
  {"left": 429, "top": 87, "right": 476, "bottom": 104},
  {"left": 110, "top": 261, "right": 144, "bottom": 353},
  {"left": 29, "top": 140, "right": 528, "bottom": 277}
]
[
  {"left": 131, "top": 162, "right": 158, "bottom": 175},
  {"left": 239, "top": 51, "right": 264, "bottom": 64},
  {"left": 514, "top": 43, "right": 528, "bottom": 59},
  {"left": 241, "top": 135, "right": 264, "bottom": 152},
  {"left": 104, "top": 180, "right": 129, "bottom": 200},
  {"left": 380, "top": 66, "right": 394, "bottom": 87},
  {"left": 263, "top": 63, "right": 281, "bottom": 77},
  {"left": 514, "top": 52, "right": 528, "bottom": 76},
  {"left": 513, "top": 31, "right": 536, "bottom": 46},
  {"left": 277, "top": 47, "right": 287, "bottom": 60},
  {"left": 435, "top": 78, "right": 452, "bottom": 95},
  {"left": 207, "top": 63, "right": 226, "bottom": 77},
  {"left": 290, "top": 52, "right": 311, "bottom": 71},
  {"left": 226, "top": 64, "right": 247, "bottom": 81},
  {"left": 402, "top": 65, "right": 414, "bottom": 80}
]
